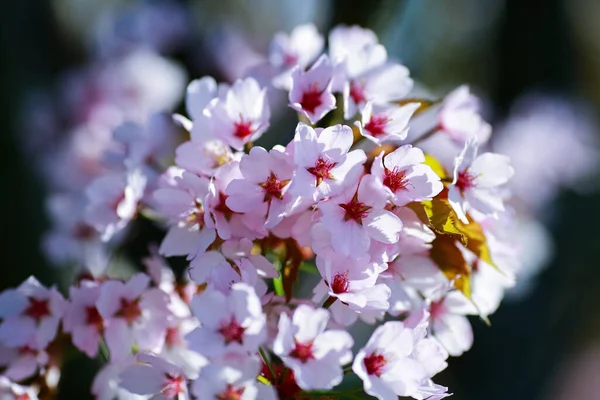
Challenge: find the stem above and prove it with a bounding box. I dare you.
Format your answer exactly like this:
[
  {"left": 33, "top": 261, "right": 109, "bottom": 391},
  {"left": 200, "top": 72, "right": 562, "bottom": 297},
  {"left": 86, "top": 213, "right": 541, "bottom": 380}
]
[
  {"left": 99, "top": 340, "right": 110, "bottom": 362},
  {"left": 411, "top": 126, "right": 439, "bottom": 146},
  {"left": 259, "top": 347, "right": 276, "bottom": 383},
  {"left": 322, "top": 296, "right": 337, "bottom": 309},
  {"left": 278, "top": 366, "right": 288, "bottom": 386}
]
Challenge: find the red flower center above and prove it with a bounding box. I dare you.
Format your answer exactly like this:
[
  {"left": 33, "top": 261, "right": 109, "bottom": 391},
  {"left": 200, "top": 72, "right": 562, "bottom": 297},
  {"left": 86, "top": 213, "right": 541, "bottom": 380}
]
[
  {"left": 214, "top": 192, "right": 235, "bottom": 220},
  {"left": 364, "top": 113, "right": 389, "bottom": 137},
  {"left": 218, "top": 317, "right": 246, "bottom": 345},
  {"left": 455, "top": 170, "right": 477, "bottom": 193},
  {"left": 339, "top": 197, "right": 371, "bottom": 223},
  {"left": 364, "top": 353, "right": 387, "bottom": 376},
  {"left": 15, "top": 394, "right": 30, "bottom": 400},
  {"left": 429, "top": 300, "right": 445, "bottom": 319},
  {"left": 163, "top": 374, "right": 185, "bottom": 398},
  {"left": 349, "top": 81, "right": 366, "bottom": 105},
  {"left": 18, "top": 346, "right": 35, "bottom": 355},
  {"left": 260, "top": 172, "right": 290, "bottom": 203},
  {"left": 283, "top": 53, "right": 298, "bottom": 67},
  {"left": 290, "top": 339, "right": 315, "bottom": 363},
  {"left": 73, "top": 223, "right": 96, "bottom": 240},
  {"left": 165, "top": 326, "right": 181, "bottom": 347},
  {"left": 331, "top": 272, "right": 349, "bottom": 294},
  {"left": 116, "top": 298, "right": 142, "bottom": 324},
  {"left": 299, "top": 86, "right": 323, "bottom": 114},
  {"left": 233, "top": 120, "right": 254, "bottom": 139},
  {"left": 306, "top": 157, "right": 336, "bottom": 186},
  {"left": 25, "top": 298, "right": 50, "bottom": 321},
  {"left": 217, "top": 385, "right": 245, "bottom": 400},
  {"left": 261, "top": 362, "right": 302, "bottom": 398},
  {"left": 383, "top": 167, "right": 409, "bottom": 193},
  {"left": 85, "top": 306, "right": 103, "bottom": 329}
]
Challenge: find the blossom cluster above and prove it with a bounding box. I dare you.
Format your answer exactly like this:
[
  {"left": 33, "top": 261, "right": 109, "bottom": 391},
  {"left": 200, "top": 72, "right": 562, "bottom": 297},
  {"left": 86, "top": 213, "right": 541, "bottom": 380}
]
[{"left": 4, "top": 23, "right": 521, "bottom": 400}]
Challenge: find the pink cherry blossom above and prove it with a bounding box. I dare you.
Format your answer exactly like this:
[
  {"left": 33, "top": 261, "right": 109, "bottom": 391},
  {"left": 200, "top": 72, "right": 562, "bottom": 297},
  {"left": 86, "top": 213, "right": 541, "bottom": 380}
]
[
  {"left": 84, "top": 168, "right": 147, "bottom": 242},
  {"left": 62, "top": 281, "right": 104, "bottom": 357},
  {"left": 353, "top": 320, "right": 448, "bottom": 400},
  {"left": 186, "top": 283, "right": 266, "bottom": 358},
  {"left": 175, "top": 138, "right": 236, "bottom": 177},
  {"left": 0, "top": 376, "right": 39, "bottom": 400},
  {"left": 269, "top": 24, "right": 324, "bottom": 90},
  {"left": 92, "top": 356, "right": 146, "bottom": 400},
  {"left": 448, "top": 139, "right": 514, "bottom": 223},
  {"left": 204, "top": 162, "right": 260, "bottom": 241},
  {"left": 438, "top": 86, "right": 491, "bottom": 144},
  {"left": 120, "top": 353, "right": 189, "bottom": 400},
  {"left": 96, "top": 274, "right": 170, "bottom": 360},
  {"left": 318, "top": 174, "right": 403, "bottom": 257},
  {"left": 225, "top": 146, "right": 295, "bottom": 230},
  {"left": 273, "top": 304, "right": 353, "bottom": 390},
  {"left": 0, "top": 277, "right": 65, "bottom": 350},
  {"left": 185, "top": 76, "right": 217, "bottom": 122},
  {"left": 289, "top": 123, "right": 366, "bottom": 200},
  {"left": 371, "top": 145, "right": 443, "bottom": 206},
  {"left": 315, "top": 254, "right": 390, "bottom": 312},
  {"left": 289, "top": 55, "right": 336, "bottom": 124},
  {"left": 0, "top": 345, "right": 49, "bottom": 382},
  {"left": 191, "top": 355, "right": 276, "bottom": 400},
  {"left": 428, "top": 292, "right": 475, "bottom": 357},
  {"left": 153, "top": 169, "right": 216, "bottom": 261},
  {"left": 43, "top": 193, "right": 108, "bottom": 276},
  {"left": 211, "top": 77, "right": 270, "bottom": 150},
  {"left": 357, "top": 102, "right": 420, "bottom": 145}
]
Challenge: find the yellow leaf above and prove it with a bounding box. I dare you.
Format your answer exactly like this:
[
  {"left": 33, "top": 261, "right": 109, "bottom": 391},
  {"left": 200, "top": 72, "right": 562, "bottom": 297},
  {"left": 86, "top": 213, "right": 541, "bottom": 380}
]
[
  {"left": 407, "top": 198, "right": 468, "bottom": 245},
  {"left": 395, "top": 98, "right": 438, "bottom": 116},
  {"left": 423, "top": 153, "right": 448, "bottom": 180},
  {"left": 455, "top": 215, "right": 498, "bottom": 270},
  {"left": 430, "top": 235, "right": 472, "bottom": 298},
  {"left": 407, "top": 196, "right": 499, "bottom": 270}
]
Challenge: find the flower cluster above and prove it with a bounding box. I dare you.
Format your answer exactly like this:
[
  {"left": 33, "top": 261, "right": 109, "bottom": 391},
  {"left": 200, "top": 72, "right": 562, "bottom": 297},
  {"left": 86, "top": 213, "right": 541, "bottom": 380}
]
[{"left": 4, "top": 23, "right": 521, "bottom": 399}]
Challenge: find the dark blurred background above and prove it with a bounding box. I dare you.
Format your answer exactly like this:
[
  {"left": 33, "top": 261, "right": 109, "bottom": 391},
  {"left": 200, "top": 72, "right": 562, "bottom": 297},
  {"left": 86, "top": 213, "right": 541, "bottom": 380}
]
[{"left": 2, "top": 0, "right": 600, "bottom": 399}]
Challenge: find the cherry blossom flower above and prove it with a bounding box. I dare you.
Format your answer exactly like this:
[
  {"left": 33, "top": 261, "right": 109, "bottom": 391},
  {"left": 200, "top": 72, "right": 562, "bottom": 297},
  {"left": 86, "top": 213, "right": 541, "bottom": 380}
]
[
  {"left": 428, "top": 292, "right": 475, "bottom": 357},
  {"left": 318, "top": 175, "right": 403, "bottom": 257},
  {"left": 0, "top": 277, "right": 65, "bottom": 350},
  {"left": 289, "top": 123, "right": 366, "bottom": 200},
  {"left": 353, "top": 320, "right": 448, "bottom": 400},
  {"left": 153, "top": 169, "right": 216, "bottom": 262},
  {"left": 96, "top": 274, "right": 170, "bottom": 360},
  {"left": 371, "top": 145, "right": 443, "bottom": 206},
  {"left": 62, "top": 281, "right": 104, "bottom": 358},
  {"left": 92, "top": 356, "right": 147, "bottom": 400},
  {"left": 84, "top": 168, "right": 147, "bottom": 242},
  {"left": 225, "top": 146, "right": 295, "bottom": 230},
  {"left": 448, "top": 139, "right": 514, "bottom": 223},
  {"left": 204, "top": 162, "right": 260, "bottom": 241},
  {"left": 211, "top": 77, "right": 270, "bottom": 150},
  {"left": 0, "top": 345, "right": 49, "bottom": 382},
  {"left": 0, "top": 376, "right": 39, "bottom": 400},
  {"left": 438, "top": 86, "right": 491, "bottom": 144},
  {"left": 315, "top": 254, "right": 390, "bottom": 312},
  {"left": 191, "top": 355, "right": 276, "bottom": 400},
  {"left": 269, "top": 24, "right": 324, "bottom": 89},
  {"left": 42, "top": 193, "right": 108, "bottom": 276},
  {"left": 175, "top": 138, "right": 236, "bottom": 178},
  {"left": 289, "top": 55, "right": 336, "bottom": 124},
  {"left": 328, "top": 26, "right": 413, "bottom": 119},
  {"left": 186, "top": 283, "right": 266, "bottom": 358},
  {"left": 357, "top": 102, "right": 420, "bottom": 145},
  {"left": 273, "top": 304, "right": 353, "bottom": 390},
  {"left": 120, "top": 353, "right": 189, "bottom": 400}
]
